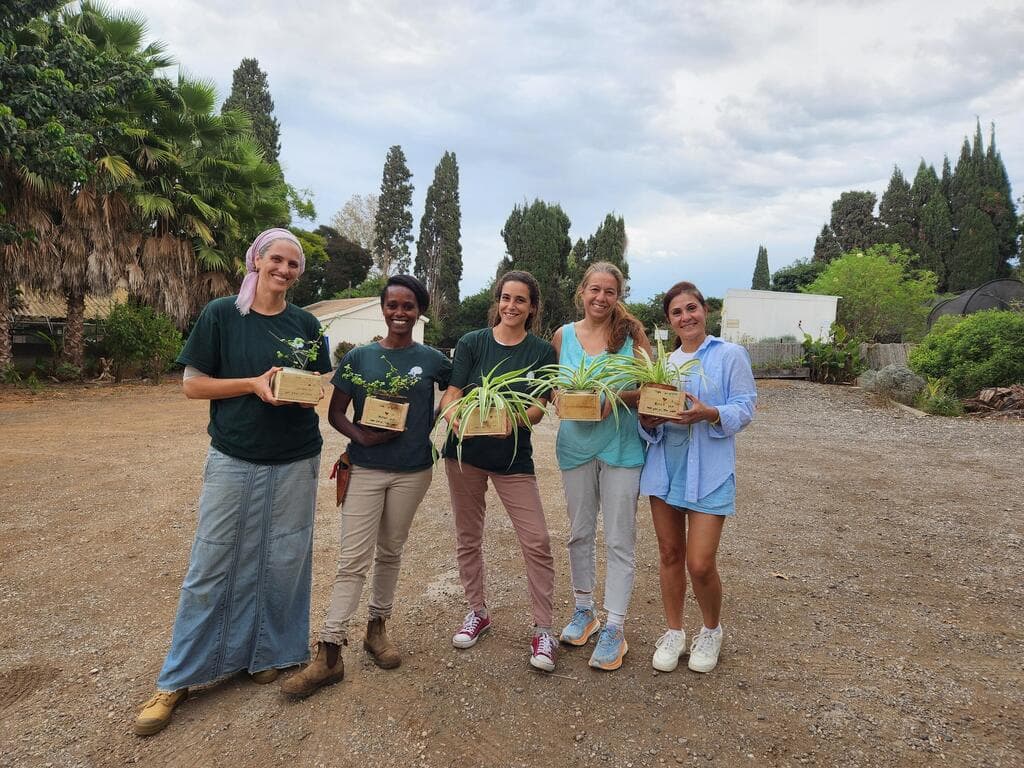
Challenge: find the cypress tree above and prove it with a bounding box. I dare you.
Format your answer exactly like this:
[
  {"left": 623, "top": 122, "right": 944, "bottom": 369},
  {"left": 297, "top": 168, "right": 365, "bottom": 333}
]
[
  {"left": 813, "top": 224, "right": 843, "bottom": 263},
  {"left": 947, "top": 205, "right": 999, "bottom": 291},
  {"left": 939, "top": 156, "right": 953, "bottom": 206},
  {"left": 949, "top": 138, "right": 978, "bottom": 228},
  {"left": 983, "top": 125, "right": 1019, "bottom": 276},
  {"left": 415, "top": 151, "right": 463, "bottom": 326},
  {"left": 830, "top": 191, "right": 878, "bottom": 252},
  {"left": 751, "top": 244, "right": 771, "bottom": 289},
  {"left": 587, "top": 214, "right": 629, "bottom": 277},
  {"left": 373, "top": 145, "right": 414, "bottom": 276},
  {"left": 568, "top": 238, "right": 589, "bottom": 286},
  {"left": 222, "top": 58, "right": 281, "bottom": 164},
  {"left": 917, "top": 194, "right": 952, "bottom": 291},
  {"left": 499, "top": 200, "right": 573, "bottom": 332},
  {"left": 879, "top": 166, "right": 916, "bottom": 254},
  {"left": 910, "top": 160, "right": 940, "bottom": 212}
]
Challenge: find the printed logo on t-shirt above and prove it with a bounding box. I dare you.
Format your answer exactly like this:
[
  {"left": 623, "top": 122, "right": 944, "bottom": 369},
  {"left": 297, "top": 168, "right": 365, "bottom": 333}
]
[{"left": 409, "top": 366, "right": 423, "bottom": 376}]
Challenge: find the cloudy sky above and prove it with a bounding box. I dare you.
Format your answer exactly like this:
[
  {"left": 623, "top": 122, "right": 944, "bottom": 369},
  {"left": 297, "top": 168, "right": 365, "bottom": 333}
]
[{"left": 109, "top": 0, "right": 1024, "bottom": 302}]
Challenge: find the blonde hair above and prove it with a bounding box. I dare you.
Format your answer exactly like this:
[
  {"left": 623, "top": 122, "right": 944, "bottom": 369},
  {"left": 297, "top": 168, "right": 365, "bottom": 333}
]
[{"left": 576, "top": 262, "right": 645, "bottom": 353}]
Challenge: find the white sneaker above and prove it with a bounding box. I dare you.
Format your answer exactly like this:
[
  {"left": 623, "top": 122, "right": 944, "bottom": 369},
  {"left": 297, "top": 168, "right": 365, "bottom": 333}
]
[
  {"left": 687, "top": 627, "right": 722, "bottom": 673},
  {"left": 652, "top": 629, "right": 687, "bottom": 672}
]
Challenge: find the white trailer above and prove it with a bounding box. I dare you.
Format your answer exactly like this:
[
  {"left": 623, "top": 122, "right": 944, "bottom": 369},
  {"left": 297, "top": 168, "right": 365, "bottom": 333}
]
[{"left": 719, "top": 289, "right": 839, "bottom": 343}]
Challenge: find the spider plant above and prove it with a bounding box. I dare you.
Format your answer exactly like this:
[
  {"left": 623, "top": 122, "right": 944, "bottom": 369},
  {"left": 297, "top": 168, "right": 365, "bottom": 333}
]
[
  {"left": 532, "top": 356, "right": 630, "bottom": 422},
  {"left": 438, "top": 360, "right": 548, "bottom": 465},
  {"left": 604, "top": 329, "right": 705, "bottom": 417}
]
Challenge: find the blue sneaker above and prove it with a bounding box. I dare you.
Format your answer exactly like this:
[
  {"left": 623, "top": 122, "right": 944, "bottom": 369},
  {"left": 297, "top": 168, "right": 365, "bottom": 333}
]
[
  {"left": 588, "top": 624, "right": 628, "bottom": 670},
  {"left": 559, "top": 608, "right": 600, "bottom": 646}
]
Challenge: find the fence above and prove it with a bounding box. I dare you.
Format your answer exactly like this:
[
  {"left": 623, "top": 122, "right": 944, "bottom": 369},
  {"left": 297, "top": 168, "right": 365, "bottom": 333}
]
[
  {"left": 741, "top": 342, "right": 805, "bottom": 366},
  {"left": 859, "top": 343, "right": 915, "bottom": 370}
]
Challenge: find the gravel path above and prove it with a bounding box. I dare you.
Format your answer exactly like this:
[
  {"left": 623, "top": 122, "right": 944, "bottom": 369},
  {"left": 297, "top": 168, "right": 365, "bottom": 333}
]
[{"left": 0, "top": 379, "right": 1020, "bottom": 767}]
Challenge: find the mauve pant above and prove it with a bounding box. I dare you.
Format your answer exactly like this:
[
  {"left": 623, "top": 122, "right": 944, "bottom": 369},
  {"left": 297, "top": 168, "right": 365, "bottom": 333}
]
[{"left": 444, "top": 459, "right": 554, "bottom": 628}]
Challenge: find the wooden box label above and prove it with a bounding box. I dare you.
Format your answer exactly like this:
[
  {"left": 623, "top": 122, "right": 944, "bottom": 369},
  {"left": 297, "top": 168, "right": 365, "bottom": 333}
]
[
  {"left": 359, "top": 395, "right": 409, "bottom": 432},
  {"left": 558, "top": 391, "right": 602, "bottom": 421},
  {"left": 638, "top": 384, "right": 685, "bottom": 418},
  {"left": 461, "top": 408, "right": 509, "bottom": 437},
  {"left": 272, "top": 367, "right": 322, "bottom": 405}
]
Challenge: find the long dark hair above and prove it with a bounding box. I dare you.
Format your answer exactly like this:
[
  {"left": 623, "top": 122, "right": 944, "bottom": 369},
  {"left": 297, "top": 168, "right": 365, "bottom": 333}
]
[
  {"left": 576, "top": 261, "right": 646, "bottom": 353},
  {"left": 488, "top": 270, "right": 542, "bottom": 331}
]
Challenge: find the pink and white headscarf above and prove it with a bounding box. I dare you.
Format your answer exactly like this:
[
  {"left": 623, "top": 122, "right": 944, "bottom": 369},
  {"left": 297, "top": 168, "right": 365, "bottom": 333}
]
[{"left": 235, "top": 228, "right": 306, "bottom": 315}]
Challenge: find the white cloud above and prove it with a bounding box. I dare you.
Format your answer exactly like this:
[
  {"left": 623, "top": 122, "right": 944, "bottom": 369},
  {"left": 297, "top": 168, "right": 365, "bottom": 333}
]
[{"left": 110, "top": 0, "right": 1024, "bottom": 301}]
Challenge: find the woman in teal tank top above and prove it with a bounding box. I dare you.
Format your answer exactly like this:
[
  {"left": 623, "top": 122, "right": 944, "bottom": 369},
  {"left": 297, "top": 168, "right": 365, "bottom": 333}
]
[{"left": 552, "top": 262, "right": 652, "bottom": 671}]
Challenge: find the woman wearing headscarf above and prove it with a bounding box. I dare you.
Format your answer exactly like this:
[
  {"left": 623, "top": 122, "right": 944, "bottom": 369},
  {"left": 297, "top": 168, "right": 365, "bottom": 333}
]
[{"left": 134, "top": 228, "right": 332, "bottom": 736}]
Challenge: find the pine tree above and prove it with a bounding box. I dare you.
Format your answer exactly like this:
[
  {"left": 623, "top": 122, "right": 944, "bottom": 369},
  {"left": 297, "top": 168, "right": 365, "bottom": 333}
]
[
  {"left": 879, "top": 166, "right": 915, "bottom": 253},
  {"left": 830, "top": 191, "right": 878, "bottom": 252},
  {"left": 751, "top": 244, "right": 770, "bottom": 289},
  {"left": 813, "top": 224, "right": 843, "bottom": 263},
  {"left": 568, "top": 238, "right": 589, "bottom": 286},
  {"left": 947, "top": 205, "right": 999, "bottom": 291},
  {"left": 222, "top": 58, "right": 281, "bottom": 164},
  {"left": 415, "top": 151, "right": 462, "bottom": 326},
  {"left": 373, "top": 145, "right": 414, "bottom": 276}
]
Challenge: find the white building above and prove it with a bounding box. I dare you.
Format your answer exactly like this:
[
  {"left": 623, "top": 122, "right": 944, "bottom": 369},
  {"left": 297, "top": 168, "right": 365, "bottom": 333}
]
[
  {"left": 304, "top": 298, "right": 428, "bottom": 363},
  {"left": 720, "top": 289, "right": 839, "bottom": 343}
]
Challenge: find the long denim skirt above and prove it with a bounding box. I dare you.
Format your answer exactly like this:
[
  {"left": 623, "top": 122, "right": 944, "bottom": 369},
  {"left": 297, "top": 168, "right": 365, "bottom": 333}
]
[{"left": 157, "top": 447, "right": 319, "bottom": 691}]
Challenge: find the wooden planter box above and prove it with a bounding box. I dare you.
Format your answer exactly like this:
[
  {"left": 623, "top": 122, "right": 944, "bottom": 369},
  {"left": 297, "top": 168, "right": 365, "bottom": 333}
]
[
  {"left": 359, "top": 393, "right": 409, "bottom": 432},
  {"left": 557, "top": 390, "right": 602, "bottom": 421},
  {"left": 271, "top": 367, "right": 322, "bottom": 405},
  {"left": 638, "top": 382, "right": 685, "bottom": 418},
  {"left": 460, "top": 407, "right": 509, "bottom": 437}
]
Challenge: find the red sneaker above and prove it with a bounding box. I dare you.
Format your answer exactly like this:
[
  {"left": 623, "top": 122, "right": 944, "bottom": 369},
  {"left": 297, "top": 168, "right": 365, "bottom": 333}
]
[
  {"left": 452, "top": 611, "right": 491, "bottom": 649},
  {"left": 529, "top": 632, "right": 558, "bottom": 672}
]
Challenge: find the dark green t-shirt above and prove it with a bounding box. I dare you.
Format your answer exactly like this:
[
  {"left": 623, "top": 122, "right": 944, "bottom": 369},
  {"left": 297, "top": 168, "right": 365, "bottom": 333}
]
[
  {"left": 332, "top": 342, "right": 452, "bottom": 471},
  {"left": 177, "top": 297, "right": 332, "bottom": 464},
  {"left": 441, "top": 327, "right": 556, "bottom": 475}
]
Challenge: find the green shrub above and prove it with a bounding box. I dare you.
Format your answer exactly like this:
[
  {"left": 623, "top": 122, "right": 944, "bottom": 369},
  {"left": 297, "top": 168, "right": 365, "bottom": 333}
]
[
  {"left": 1, "top": 364, "right": 23, "bottom": 384},
  {"left": 908, "top": 309, "right": 1024, "bottom": 396},
  {"left": 333, "top": 340, "right": 356, "bottom": 364},
  {"left": 802, "top": 324, "right": 863, "bottom": 384},
  {"left": 915, "top": 377, "right": 963, "bottom": 417},
  {"left": 101, "top": 303, "right": 183, "bottom": 383}
]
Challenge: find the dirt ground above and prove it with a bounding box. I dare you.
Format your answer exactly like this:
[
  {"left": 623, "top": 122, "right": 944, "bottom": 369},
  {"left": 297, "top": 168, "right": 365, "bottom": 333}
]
[{"left": 1, "top": 378, "right": 1021, "bottom": 768}]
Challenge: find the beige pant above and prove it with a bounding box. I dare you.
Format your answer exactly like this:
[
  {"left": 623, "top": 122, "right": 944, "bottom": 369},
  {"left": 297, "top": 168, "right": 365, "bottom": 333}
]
[{"left": 321, "top": 465, "right": 432, "bottom": 644}]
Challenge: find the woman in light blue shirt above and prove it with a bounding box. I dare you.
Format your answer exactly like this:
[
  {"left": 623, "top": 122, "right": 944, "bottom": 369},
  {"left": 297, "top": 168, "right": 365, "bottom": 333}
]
[{"left": 639, "top": 281, "right": 756, "bottom": 675}]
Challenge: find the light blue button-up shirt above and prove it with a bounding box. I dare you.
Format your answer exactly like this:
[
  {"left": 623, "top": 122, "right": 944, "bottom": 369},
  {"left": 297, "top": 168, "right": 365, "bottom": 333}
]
[{"left": 638, "top": 336, "right": 756, "bottom": 504}]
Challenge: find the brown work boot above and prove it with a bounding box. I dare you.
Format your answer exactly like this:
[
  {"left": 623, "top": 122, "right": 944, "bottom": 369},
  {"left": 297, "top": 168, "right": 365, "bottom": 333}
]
[
  {"left": 134, "top": 689, "right": 188, "bottom": 736},
  {"left": 363, "top": 617, "right": 401, "bottom": 669},
  {"left": 280, "top": 641, "right": 344, "bottom": 698}
]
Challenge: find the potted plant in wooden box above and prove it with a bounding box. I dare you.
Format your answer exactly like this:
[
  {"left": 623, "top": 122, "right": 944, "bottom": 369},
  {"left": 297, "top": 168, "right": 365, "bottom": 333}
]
[
  {"left": 607, "top": 330, "right": 702, "bottom": 419},
  {"left": 532, "top": 356, "right": 628, "bottom": 422},
  {"left": 338, "top": 358, "right": 421, "bottom": 432},
  {"left": 439, "top": 361, "right": 547, "bottom": 464},
  {"left": 269, "top": 328, "right": 326, "bottom": 404}
]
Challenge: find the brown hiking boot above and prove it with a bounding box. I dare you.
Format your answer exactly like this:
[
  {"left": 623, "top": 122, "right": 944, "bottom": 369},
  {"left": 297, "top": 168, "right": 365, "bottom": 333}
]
[
  {"left": 280, "top": 642, "right": 344, "bottom": 698},
  {"left": 363, "top": 617, "right": 401, "bottom": 669},
  {"left": 134, "top": 689, "right": 188, "bottom": 736}
]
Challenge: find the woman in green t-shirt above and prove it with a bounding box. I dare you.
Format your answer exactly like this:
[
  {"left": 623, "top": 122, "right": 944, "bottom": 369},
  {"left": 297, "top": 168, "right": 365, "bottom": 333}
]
[
  {"left": 282, "top": 275, "right": 452, "bottom": 698},
  {"left": 135, "top": 229, "right": 331, "bottom": 736},
  {"left": 438, "top": 271, "right": 560, "bottom": 672}
]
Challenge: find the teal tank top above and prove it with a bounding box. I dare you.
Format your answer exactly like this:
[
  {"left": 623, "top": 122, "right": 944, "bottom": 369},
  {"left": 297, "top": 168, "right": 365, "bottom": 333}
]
[{"left": 554, "top": 323, "right": 645, "bottom": 471}]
